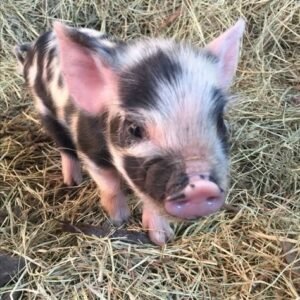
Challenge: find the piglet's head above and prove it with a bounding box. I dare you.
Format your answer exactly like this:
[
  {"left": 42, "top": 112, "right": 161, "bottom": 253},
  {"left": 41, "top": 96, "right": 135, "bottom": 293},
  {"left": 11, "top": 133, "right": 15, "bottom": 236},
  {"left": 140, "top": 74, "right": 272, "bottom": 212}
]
[{"left": 54, "top": 19, "right": 245, "bottom": 220}]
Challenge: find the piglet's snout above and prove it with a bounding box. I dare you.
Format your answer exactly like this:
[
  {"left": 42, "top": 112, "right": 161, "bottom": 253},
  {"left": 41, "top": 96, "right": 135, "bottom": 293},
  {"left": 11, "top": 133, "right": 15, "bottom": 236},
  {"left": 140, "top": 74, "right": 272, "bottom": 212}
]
[{"left": 165, "top": 175, "right": 224, "bottom": 219}]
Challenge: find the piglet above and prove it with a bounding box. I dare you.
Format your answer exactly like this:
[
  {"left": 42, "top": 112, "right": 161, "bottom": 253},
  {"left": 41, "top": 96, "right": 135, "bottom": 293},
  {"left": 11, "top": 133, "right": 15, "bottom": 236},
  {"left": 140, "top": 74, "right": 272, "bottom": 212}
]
[{"left": 15, "top": 19, "right": 245, "bottom": 245}]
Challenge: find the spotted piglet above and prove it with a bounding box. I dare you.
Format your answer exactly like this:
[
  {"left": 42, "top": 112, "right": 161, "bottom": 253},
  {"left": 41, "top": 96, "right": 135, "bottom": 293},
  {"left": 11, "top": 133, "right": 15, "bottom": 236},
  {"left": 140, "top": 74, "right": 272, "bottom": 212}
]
[{"left": 15, "top": 19, "right": 245, "bottom": 245}]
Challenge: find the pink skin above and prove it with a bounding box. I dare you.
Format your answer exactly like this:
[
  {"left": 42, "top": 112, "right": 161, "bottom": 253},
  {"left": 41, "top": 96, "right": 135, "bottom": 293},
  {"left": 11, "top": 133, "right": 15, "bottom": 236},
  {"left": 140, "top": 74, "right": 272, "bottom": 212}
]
[
  {"left": 142, "top": 204, "right": 174, "bottom": 246},
  {"left": 206, "top": 18, "right": 246, "bottom": 89},
  {"left": 165, "top": 176, "right": 224, "bottom": 219},
  {"left": 54, "top": 22, "right": 118, "bottom": 115},
  {"left": 86, "top": 165, "right": 130, "bottom": 225},
  {"left": 61, "top": 152, "right": 82, "bottom": 186},
  {"left": 142, "top": 173, "right": 224, "bottom": 245}
]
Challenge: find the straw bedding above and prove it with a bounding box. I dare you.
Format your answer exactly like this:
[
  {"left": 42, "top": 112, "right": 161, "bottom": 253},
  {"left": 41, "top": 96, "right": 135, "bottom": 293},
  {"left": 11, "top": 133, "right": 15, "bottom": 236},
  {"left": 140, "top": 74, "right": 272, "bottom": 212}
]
[{"left": 0, "top": 0, "right": 299, "bottom": 298}]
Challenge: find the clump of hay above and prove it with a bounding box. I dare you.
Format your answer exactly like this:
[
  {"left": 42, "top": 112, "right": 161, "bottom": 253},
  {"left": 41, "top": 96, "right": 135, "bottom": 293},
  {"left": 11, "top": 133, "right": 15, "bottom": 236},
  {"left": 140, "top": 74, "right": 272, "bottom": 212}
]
[{"left": 1, "top": 0, "right": 299, "bottom": 298}]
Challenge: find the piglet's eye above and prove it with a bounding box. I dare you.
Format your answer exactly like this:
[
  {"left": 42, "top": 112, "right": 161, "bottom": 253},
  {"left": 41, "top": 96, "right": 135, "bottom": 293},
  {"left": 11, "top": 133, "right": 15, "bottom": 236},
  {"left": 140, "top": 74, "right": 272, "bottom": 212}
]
[{"left": 128, "top": 123, "right": 144, "bottom": 139}]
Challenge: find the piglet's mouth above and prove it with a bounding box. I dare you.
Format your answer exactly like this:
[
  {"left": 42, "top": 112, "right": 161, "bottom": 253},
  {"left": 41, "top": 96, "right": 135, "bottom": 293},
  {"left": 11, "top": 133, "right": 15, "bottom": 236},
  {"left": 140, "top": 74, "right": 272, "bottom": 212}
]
[{"left": 164, "top": 180, "right": 225, "bottom": 219}]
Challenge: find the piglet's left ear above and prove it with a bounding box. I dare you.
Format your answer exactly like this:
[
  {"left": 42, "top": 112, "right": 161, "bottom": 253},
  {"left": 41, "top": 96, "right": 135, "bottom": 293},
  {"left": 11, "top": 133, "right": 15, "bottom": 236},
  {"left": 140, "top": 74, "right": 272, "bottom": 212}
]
[
  {"left": 54, "top": 22, "right": 118, "bottom": 115},
  {"left": 206, "top": 18, "right": 245, "bottom": 89}
]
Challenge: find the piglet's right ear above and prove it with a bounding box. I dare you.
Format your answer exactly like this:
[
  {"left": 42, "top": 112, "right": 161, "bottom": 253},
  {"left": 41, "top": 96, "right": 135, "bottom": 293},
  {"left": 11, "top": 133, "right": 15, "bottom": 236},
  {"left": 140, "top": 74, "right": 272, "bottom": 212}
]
[
  {"left": 54, "top": 22, "right": 118, "bottom": 115},
  {"left": 206, "top": 18, "right": 245, "bottom": 90}
]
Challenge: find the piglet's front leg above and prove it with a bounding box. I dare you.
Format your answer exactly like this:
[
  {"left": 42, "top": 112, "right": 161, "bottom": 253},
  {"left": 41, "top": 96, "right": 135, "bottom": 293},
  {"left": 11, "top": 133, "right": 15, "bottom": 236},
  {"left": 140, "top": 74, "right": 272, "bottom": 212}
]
[
  {"left": 142, "top": 204, "right": 174, "bottom": 245},
  {"left": 85, "top": 162, "right": 130, "bottom": 225}
]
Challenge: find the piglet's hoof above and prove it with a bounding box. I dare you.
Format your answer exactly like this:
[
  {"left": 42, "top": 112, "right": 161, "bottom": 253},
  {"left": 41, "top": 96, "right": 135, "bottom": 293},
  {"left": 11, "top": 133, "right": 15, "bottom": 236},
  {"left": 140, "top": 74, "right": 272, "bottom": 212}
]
[
  {"left": 102, "top": 194, "right": 131, "bottom": 226},
  {"left": 142, "top": 209, "right": 174, "bottom": 246},
  {"left": 109, "top": 205, "right": 131, "bottom": 227}
]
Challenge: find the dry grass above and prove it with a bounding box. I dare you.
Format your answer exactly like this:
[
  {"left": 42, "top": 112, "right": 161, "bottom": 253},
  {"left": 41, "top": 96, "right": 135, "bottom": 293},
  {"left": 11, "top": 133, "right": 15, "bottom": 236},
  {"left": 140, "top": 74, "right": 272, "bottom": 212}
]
[{"left": 1, "top": 0, "right": 300, "bottom": 299}]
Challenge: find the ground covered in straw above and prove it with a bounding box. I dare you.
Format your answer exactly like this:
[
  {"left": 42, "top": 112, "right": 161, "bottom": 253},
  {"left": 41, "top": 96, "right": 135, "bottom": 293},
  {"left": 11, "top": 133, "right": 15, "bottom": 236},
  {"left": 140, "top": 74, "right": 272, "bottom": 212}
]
[{"left": 0, "top": 0, "right": 300, "bottom": 299}]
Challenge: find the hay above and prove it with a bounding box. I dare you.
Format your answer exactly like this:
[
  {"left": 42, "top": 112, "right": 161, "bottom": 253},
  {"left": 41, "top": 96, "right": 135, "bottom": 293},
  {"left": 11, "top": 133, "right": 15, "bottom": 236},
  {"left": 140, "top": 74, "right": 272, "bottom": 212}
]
[{"left": 1, "top": 0, "right": 300, "bottom": 298}]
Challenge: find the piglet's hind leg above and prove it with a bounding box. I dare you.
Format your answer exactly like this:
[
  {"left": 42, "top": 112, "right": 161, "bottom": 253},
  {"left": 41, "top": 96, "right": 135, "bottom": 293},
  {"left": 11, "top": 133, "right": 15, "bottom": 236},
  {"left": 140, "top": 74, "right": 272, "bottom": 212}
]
[
  {"left": 40, "top": 114, "right": 82, "bottom": 186},
  {"left": 61, "top": 152, "right": 82, "bottom": 186}
]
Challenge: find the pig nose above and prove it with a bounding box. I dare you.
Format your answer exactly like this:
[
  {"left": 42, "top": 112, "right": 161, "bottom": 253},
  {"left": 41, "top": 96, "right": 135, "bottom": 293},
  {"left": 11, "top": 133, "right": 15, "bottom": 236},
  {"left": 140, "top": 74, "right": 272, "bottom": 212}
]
[{"left": 164, "top": 174, "right": 225, "bottom": 219}]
